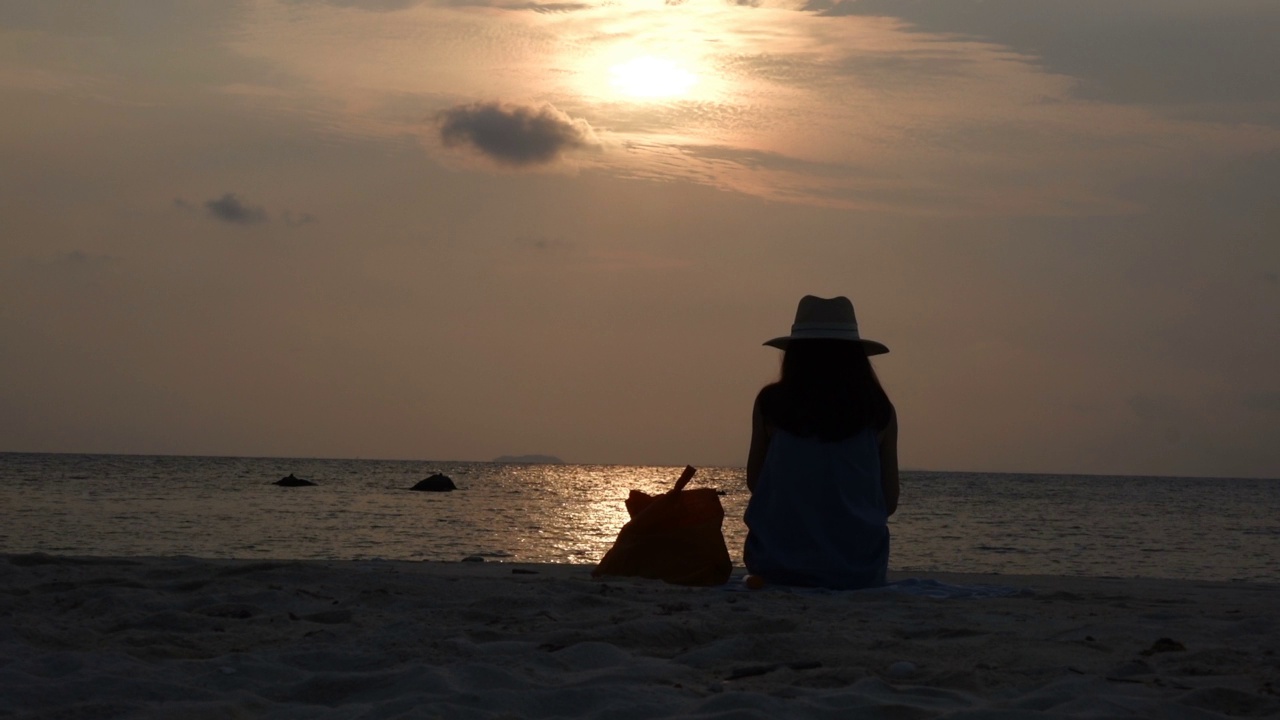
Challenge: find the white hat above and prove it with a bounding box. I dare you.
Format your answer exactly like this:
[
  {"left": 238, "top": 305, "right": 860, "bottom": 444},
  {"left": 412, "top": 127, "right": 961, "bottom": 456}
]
[{"left": 764, "top": 295, "right": 889, "bottom": 355}]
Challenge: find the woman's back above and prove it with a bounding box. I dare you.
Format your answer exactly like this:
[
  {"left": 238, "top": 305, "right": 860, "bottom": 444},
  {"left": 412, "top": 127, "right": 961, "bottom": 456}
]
[
  {"left": 745, "top": 295, "right": 898, "bottom": 590},
  {"left": 743, "top": 427, "right": 890, "bottom": 589}
]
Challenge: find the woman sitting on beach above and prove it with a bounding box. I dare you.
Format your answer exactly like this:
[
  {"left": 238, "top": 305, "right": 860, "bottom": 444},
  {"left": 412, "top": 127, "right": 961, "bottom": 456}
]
[{"left": 744, "top": 295, "right": 899, "bottom": 590}]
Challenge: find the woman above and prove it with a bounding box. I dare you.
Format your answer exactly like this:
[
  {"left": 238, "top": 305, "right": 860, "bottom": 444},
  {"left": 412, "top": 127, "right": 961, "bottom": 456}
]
[{"left": 744, "top": 295, "right": 899, "bottom": 589}]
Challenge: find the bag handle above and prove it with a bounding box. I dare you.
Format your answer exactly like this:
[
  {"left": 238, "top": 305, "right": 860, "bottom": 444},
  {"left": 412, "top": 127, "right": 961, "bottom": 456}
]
[{"left": 672, "top": 465, "right": 697, "bottom": 493}]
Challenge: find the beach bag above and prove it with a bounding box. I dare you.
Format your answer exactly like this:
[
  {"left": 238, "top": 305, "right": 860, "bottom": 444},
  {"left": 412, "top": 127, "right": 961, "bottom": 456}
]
[{"left": 592, "top": 465, "right": 733, "bottom": 586}]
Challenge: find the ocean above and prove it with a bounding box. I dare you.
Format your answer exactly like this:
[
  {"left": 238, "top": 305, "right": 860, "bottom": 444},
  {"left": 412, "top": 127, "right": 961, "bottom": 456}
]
[{"left": 2, "top": 452, "right": 1277, "bottom": 583}]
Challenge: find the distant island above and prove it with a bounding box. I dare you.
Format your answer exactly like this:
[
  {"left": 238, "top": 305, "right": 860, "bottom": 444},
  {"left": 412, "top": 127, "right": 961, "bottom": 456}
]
[{"left": 492, "top": 454, "right": 564, "bottom": 464}]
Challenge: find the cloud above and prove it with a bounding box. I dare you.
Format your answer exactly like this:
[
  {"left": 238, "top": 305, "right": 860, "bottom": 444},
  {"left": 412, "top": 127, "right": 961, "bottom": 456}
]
[
  {"left": 178, "top": 195, "right": 315, "bottom": 228},
  {"left": 283, "top": 0, "right": 425, "bottom": 11},
  {"left": 723, "top": 50, "right": 972, "bottom": 92},
  {"left": 283, "top": 211, "right": 317, "bottom": 227},
  {"left": 204, "top": 193, "right": 269, "bottom": 225},
  {"left": 521, "top": 2, "right": 591, "bottom": 12},
  {"left": 804, "top": 0, "right": 1280, "bottom": 110},
  {"left": 438, "top": 0, "right": 592, "bottom": 11},
  {"left": 300, "top": 0, "right": 595, "bottom": 13},
  {"left": 680, "top": 145, "right": 877, "bottom": 179},
  {"left": 437, "top": 102, "right": 596, "bottom": 167}
]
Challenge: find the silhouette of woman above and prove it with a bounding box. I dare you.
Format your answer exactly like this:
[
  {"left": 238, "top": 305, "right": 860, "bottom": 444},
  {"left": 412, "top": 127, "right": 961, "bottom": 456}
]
[{"left": 744, "top": 295, "right": 899, "bottom": 589}]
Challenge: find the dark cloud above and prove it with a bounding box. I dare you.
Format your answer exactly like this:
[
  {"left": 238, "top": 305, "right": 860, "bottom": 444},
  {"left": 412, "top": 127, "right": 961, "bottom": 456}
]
[
  {"left": 204, "top": 193, "right": 269, "bottom": 225},
  {"left": 438, "top": 102, "right": 595, "bottom": 166},
  {"left": 180, "top": 195, "right": 316, "bottom": 227},
  {"left": 805, "top": 0, "right": 1280, "bottom": 109}
]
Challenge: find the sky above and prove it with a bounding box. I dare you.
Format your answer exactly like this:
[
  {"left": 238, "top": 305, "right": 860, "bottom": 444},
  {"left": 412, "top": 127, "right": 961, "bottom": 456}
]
[{"left": 1, "top": 0, "right": 1277, "bottom": 477}]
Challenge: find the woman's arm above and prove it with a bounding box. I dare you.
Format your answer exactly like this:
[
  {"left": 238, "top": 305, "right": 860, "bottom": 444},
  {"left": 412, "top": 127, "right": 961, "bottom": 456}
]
[
  {"left": 879, "top": 406, "right": 900, "bottom": 516},
  {"left": 746, "top": 395, "right": 769, "bottom": 493}
]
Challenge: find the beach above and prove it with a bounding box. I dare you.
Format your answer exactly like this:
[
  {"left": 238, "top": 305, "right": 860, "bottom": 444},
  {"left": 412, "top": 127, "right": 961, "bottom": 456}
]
[{"left": 3, "top": 554, "right": 1277, "bottom": 719}]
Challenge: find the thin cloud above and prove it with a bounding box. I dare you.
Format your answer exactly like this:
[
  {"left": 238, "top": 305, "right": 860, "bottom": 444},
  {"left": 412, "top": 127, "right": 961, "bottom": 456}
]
[
  {"left": 283, "top": 211, "right": 317, "bottom": 227},
  {"left": 523, "top": 2, "right": 591, "bottom": 13},
  {"left": 438, "top": 0, "right": 592, "bottom": 11},
  {"left": 283, "top": 0, "right": 425, "bottom": 11},
  {"left": 438, "top": 102, "right": 596, "bottom": 167},
  {"left": 519, "top": 235, "right": 575, "bottom": 253},
  {"left": 204, "top": 193, "right": 269, "bottom": 225},
  {"left": 806, "top": 0, "right": 1280, "bottom": 109},
  {"left": 27, "top": 250, "right": 119, "bottom": 272}
]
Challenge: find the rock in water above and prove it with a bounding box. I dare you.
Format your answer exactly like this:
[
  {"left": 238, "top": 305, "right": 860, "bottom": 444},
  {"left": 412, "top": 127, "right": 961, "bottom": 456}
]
[
  {"left": 411, "top": 473, "right": 456, "bottom": 492},
  {"left": 274, "top": 473, "right": 316, "bottom": 487}
]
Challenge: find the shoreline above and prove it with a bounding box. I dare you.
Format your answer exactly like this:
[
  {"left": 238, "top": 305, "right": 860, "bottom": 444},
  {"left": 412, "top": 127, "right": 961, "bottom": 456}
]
[{"left": 4, "top": 554, "right": 1278, "bottom": 718}]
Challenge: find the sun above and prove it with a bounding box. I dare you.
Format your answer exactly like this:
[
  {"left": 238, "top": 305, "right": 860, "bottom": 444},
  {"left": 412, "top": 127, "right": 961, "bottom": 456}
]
[{"left": 608, "top": 56, "right": 699, "bottom": 100}]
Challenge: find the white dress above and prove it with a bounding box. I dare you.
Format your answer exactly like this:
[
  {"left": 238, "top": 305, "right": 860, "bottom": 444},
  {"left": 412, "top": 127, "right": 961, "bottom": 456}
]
[{"left": 743, "top": 427, "right": 890, "bottom": 589}]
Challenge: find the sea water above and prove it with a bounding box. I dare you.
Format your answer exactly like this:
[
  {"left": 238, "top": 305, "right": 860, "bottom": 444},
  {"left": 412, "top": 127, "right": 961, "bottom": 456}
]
[{"left": 1, "top": 452, "right": 1277, "bottom": 583}]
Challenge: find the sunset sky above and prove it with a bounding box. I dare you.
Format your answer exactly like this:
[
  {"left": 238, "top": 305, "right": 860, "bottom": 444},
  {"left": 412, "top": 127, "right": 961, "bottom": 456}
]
[{"left": 2, "top": 0, "right": 1277, "bottom": 477}]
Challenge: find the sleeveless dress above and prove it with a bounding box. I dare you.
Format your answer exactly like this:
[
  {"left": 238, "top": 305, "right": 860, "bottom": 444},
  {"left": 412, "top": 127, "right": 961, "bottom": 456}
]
[{"left": 743, "top": 427, "right": 889, "bottom": 589}]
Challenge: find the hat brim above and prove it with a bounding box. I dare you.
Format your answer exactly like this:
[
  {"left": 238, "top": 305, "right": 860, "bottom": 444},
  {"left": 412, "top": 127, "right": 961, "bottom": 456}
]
[{"left": 764, "top": 336, "right": 889, "bottom": 355}]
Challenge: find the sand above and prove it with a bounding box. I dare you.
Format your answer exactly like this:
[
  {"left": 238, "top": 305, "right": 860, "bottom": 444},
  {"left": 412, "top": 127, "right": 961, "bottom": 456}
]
[{"left": 2, "top": 554, "right": 1277, "bottom": 719}]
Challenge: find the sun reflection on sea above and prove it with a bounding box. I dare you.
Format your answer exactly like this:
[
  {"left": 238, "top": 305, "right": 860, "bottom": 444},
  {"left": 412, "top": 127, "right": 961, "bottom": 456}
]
[{"left": 492, "top": 463, "right": 747, "bottom": 564}]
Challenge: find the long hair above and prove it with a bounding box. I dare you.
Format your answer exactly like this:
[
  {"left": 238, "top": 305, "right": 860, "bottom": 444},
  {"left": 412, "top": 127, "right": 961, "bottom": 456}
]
[{"left": 758, "top": 339, "right": 893, "bottom": 441}]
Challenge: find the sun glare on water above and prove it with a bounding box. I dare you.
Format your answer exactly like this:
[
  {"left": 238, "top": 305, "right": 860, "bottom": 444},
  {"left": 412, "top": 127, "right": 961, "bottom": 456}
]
[{"left": 608, "top": 56, "right": 699, "bottom": 100}]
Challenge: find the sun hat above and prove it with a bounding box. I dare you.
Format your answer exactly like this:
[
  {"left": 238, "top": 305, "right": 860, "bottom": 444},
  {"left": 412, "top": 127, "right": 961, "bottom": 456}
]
[{"left": 764, "top": 295, "right": 889, "bottom": 355}]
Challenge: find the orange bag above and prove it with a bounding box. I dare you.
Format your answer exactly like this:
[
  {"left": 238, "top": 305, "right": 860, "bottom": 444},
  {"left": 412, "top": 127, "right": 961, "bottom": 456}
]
[{"left": 592, "top": 465, "right": 733, "bottom": 586}]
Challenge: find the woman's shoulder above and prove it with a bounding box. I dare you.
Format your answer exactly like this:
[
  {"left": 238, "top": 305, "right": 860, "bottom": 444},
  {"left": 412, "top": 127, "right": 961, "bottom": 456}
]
[{"left": 756, "top": 382, "right": 783, "bottom": 400}]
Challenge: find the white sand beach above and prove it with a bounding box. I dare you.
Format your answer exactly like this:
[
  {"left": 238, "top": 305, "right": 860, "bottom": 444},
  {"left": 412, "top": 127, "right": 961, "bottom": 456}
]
[{"left": 2, "top": 554, "right": 1277, "bottom": 719}]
